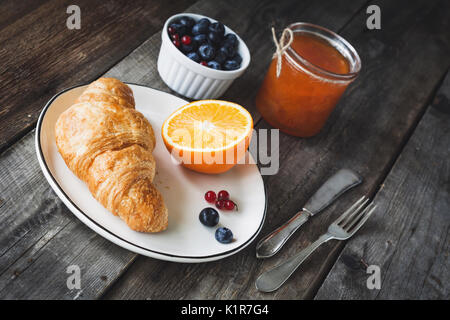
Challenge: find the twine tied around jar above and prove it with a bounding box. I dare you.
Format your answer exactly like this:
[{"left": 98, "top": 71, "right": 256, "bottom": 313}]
[{"left": 271, "top": 27, "right": 294, "bottom": 77}]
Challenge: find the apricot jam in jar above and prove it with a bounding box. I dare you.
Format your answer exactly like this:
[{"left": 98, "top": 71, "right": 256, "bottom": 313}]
[{"left": 255, "top": 23, "right": 361, "bottom": 137}]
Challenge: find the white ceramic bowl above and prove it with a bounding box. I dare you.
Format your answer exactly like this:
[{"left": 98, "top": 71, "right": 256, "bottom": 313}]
[{"left": 157, "top": 13, "right": 251, "bottom": 100}]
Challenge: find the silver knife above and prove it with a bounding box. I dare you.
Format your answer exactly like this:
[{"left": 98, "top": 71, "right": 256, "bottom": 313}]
[{"left": 256, "top": 169, "right": 362, "bottom": 258}]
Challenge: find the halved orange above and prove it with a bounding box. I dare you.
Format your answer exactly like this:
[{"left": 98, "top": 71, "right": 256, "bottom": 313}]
[{"left": 162, "top": 100, "right": 253, "bottom": 174}]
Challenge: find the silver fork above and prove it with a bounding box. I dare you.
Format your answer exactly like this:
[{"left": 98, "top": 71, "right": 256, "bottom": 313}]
[{"left": 255, "top": 196, "right": 377, "bottom": 292}]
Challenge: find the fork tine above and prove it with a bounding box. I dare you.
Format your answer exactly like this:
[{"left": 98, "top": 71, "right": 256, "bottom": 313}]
[
  {"left": 334, "top": 196, "right": 367, "bottom": 225},
  {"left": 347, "top": 203, "right": 377, "bottom": 235},
  {"left": 340, "top": 197, "right": 370, "bottom": 228},
  {"left": 343, "top": 202, "right": 374, "bottom": 231}
]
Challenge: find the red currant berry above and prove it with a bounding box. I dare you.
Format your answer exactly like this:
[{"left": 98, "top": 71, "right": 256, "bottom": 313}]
[
  {"left": 173, "top": 39, "right": 180, "bottom": 47},
  {"left": 204, "top": 191, "right": 216, "bottom": 203},
  {"left": 171, "top": 33, "right": 180, "bottom": 41},
  {"left": 224, "top": 200, "right": 236, "bottom": 210},
  {"left": 181, "top": 35, "right": 191, "bottom": 45},
  {"left": 217, "top": 190, "right": 229, "bottom": 201},
  {"left": 215, "top": 200, "right": 225, "bottom": 210},
  {"left": 200, "top": 61, "right": 208, "bottom": 66},
  {"left": 168, "top": 26, "right": 176, "bottom": 35}
]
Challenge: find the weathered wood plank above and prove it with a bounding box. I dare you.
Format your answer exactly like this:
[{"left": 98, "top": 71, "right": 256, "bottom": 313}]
[
  {"left": 0, "top": 130, "right": 137, "bottom": 299},
  {"left": 0, "top": 0, "right": 49, "bottom": 30},
  {"left": 315, "top": 72, "right": 450, "bottom": 300},
  {"left": 0, "top": 0, "right": 194, "bottom": 153},
  {"left": 103, "top": 0, "right": 450, "bottom": 299},
  {"left": 0, "top": 0, "right": 366, "bottom": 299}
]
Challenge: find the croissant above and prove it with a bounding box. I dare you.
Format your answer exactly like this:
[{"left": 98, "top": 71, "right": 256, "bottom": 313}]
[{"left": 55, "top": 77, "right": 168, "bottom": 232}]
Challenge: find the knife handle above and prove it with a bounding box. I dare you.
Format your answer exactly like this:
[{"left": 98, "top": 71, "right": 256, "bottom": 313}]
[{"left": 256, "top": 211, "right": 310, "bottom": 259}]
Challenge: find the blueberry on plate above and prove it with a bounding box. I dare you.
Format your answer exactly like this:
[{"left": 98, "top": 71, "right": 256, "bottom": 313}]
[
  {"left": 207, "top": 31, "right": 223, "bottom": 45},
  {"left": 179, "top": 16, "right": 195, "bottom": 28},
  {"left": 224, "top": 33, "right": 238, "bottom": 47},
  {"left": 198, "top": 44, "right": 216, "bottom": 61},
  {"left": 215, "top": 48, "right": 227, "bottom": 64},
  {"left": 186, "top": 52, "right": 200, "bottom": 62},
  {"left": 207, "top": 61, "right": 221, "bottom": 70},
  {"left": 199, "top": 207, "right": 219, "bottom": 227},
  {"left": 232, "top": 53, "right": 242, "bottom": 65},
  {"left": 193, "top": 34, "right": 208, "bottom": 46},
  {"left": 223, "top": 59, "right": 240, "bottom": 70},
  {"left": 215, "top": 227, "right": 233, "bottom": 244},
  {"left": 208, "top": 22, "right": 225, "bottom": 37}
]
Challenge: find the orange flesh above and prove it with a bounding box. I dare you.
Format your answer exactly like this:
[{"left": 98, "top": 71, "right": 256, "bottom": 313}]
[
  {"left": 255, "top": 31, "right": 353, "bottom": 137},
  {"left": 166, "top": 103, "right": 249, "bottom": 149}
]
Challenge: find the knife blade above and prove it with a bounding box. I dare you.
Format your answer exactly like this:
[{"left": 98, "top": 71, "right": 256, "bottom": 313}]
[{"left": 256, "top": 169, "right": 362, "bottom": 259}]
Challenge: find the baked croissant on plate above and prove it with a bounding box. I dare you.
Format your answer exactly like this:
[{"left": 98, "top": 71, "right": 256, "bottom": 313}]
[{"left": 55, "top": 77, "right": 168, "bottom": 232}]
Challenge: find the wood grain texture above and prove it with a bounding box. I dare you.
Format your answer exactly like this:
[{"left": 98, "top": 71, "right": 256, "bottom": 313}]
[
  {"left": 315, "top": 72, "right": 450, "bottom": 300},
  {"left": 103, "top": 0, "right": 450, "bottom": 300},
  {"left": 0, "top": 130, "right": 137, "bottom": 299},
  {"left": 0, "top": 0, "right": 367, "bottom": 299},
  {"left": 0, "top": 0, "right": 194, "bottom": 154},
  {"left": 1, "top": 0, "right": 448, "bottom": 300}
]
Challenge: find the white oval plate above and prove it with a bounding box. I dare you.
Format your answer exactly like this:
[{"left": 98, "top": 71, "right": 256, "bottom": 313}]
[{"left": 35, "top": 83, "right": 266, "bottom": 263}]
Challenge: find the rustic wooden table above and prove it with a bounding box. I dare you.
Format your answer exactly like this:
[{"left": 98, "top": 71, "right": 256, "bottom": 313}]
[{"left": 0, "top": 0, "right": 449, "bottom": 300}]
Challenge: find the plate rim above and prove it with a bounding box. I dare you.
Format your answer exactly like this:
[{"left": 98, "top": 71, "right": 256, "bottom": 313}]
[{"left": 35, "top": 82, "right": 267, "bottom": 263}]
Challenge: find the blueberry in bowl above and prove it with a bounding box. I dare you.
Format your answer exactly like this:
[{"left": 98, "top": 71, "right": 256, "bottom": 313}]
[
  {"left": 223, "top": 59, "right": 240, "bottom": 71},
  {"left": 179, "top": 16, "right": 195, "bottom": 28},
  {"left": 186, "top": 52, "right": 200, "bottom": 62},
  {"left": 198, "top": 44, "right": 216, "bottom": 61},
  {"left": 224, "top": 33, "right": 238, "bottom": 47},
  {"left": 207, "top": 61, "right": 221, "bottom": 70},
  {"left": 165, "top": 14, "right": 245, "bottom": 71},
  {"left": 158, "top": 13, "right": 251, "bottom": 99},
  {"left": 192, "top": 18, "right": 210, "bottom": 35},
  {"left": 193, "top": 34, "right": 208, "bottom": 46}
]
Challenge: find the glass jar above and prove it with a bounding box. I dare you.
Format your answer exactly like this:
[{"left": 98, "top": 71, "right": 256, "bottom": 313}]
[{"left": 255, "top": 23, "right": 361, "bottom": 137}]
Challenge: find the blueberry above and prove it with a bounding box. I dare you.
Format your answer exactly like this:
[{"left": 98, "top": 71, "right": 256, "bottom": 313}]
[
  {"left": 224, "top": 33, "right": 238, "bottom": 47},
  {"left": 207, "top": 61, "right": 221, "bottom": 70},
  {"left": 169, "top": 23, "right": 188, "bottom": 36},
  {"left": 220, "top": 43, "right": 236, "bottom": 58},
  {"left": 179, "top": 16, "right": 195, "bottom": 28},
  {"left": 192, "top": 22, "right": 209, "bottom": 35},
  {"left": 232, "top": 53, "right": 242, "bottom": 65},
  {"left": 223, "top": 59, "right": 240, "bottom": 70},
  {"left": 193, "top": 34, "right": 208, "bottom": 46},
  {"left": 208, "top": 31, "right": 223, "bottom": 45},
  {"left": 215, "top": 48, "right": 228, "bottom": 64},
  {"left": 181, "top": 42, "right": 197, "bottom": 53},
  {"left": 186, "top": 52, "right": 200, "bottom": 62},
  {"left": 199, "top": 207, "right": 219, "bottom": 227},
  {"left": 198, "top": 44, "right": 216, "bottom": 61},
  {"left": 215, "top": 227, "right": 233, "bottom": 243},
  {"left": 198, "top": 18, "right": 210, "bottom": 27},
  {"left": 207, "top": 38, "right": 220, "bottom": 50},
  {"left": 208, "top": 22, "right": 225, "bottom": 37}
]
